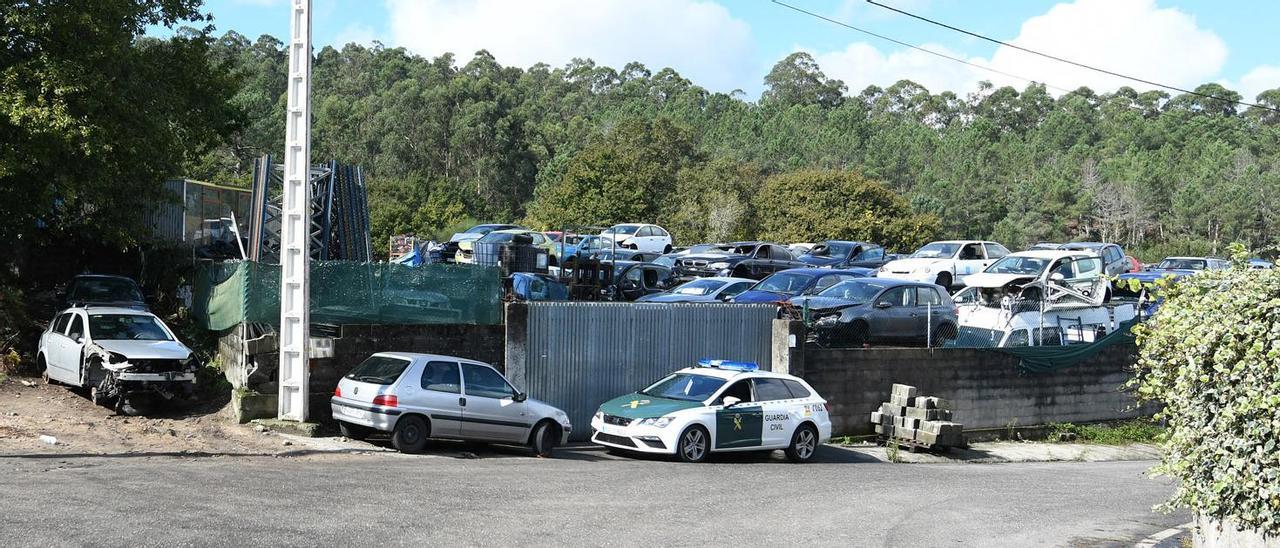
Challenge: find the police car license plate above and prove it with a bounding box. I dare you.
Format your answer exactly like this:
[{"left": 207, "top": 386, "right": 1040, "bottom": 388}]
[
  {"left": 597, "top": 424, "right": 623, "bottom": 436},
  {"left": 339, "top": 406, "right": 367, "bottom": 420}
]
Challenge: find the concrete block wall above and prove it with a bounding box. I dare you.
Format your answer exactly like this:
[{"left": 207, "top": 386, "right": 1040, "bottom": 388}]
[{"left": 799, "top": 344, "right": 1148, "bottom": 436}]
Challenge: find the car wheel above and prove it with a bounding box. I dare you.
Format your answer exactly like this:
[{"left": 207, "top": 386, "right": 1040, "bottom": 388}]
[
  {"left": 531, "top": 421, "right": 558, "bottom": 458},
  {"left": 391, "top": 415, "right": 429, "bottom": 453},
  {"left": 935, "top": 272, "right": 952, "bottom": 289},
  {"left": 676, "top": 425, "right": 710, "bottom": 463},
  {"left": 339, "top": 421, "right": 371, "bottom": 441},
  {"left": 90, "top": 385, "right": 114, "bottom": 407},
  {"left": 785, "top": 424, "right": 819, "bottom": 463},
  {"left": 38, "top": 354, "right": 53, "bottom": 385}
]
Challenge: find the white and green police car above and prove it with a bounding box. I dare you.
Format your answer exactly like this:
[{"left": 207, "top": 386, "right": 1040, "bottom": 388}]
[{"left": 589, "top": 360, "right": 832, "bottom": 463}]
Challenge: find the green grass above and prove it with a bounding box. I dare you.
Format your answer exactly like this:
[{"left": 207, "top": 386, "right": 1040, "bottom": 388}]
[{"left": 1048, "top": 420, "right": 1166, "bottom": 445}]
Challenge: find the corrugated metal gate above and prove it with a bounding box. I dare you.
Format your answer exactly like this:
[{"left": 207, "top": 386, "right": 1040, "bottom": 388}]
[{"left": 516, "top": 302, "right": 777, "bottom": 440}]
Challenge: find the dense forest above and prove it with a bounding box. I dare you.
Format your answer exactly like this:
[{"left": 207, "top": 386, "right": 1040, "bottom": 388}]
[{"left": 193, "top": 32, "right": 1280, "bottom": 260}]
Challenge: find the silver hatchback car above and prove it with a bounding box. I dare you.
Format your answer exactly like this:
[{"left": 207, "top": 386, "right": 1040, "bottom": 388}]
[{"left": 330, "top": 352, "right": 572, "bottom": 456}]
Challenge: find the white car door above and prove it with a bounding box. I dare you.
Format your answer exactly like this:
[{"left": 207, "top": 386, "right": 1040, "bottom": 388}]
[
  {"left": 58, "top": 312, "right": 88, "bottom": 385},
  {"left": 636, "top": 226, "right": 657, "bottom": 252},
  {"left": 459, "top": 363, "right": 530, "bottom": 442},
  {"left": 43, "top": 313, "right": 73, "bottom": 383},
  {"left": 954, "top": 242, "right": 989, "bottom": 277},
  {"left": 753, "top": 377, "right": 800, "bottom": 448}
]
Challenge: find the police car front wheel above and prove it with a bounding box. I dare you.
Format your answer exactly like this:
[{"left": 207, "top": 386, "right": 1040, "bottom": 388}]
[
  {"left": 677, "top": 425, "right": 710, "bottom": 463},
  {"left": 785, "top": 424, "right": 818, "bottom": 463}
]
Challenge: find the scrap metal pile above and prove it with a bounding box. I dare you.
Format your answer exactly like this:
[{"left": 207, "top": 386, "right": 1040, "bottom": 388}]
[
  {"left": 247, "top": 154, "right": 372, "bottom": 264},
  {"left": 870, "top": 383, "right": 964, "bottom": 450}
]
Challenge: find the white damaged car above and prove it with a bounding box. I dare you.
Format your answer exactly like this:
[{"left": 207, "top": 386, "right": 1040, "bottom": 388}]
[
  {"left": 877, "top": 240, "right": 1010, "bottom": 289},
  {"left": 37, "top": 306, "right": 198, "bottom": 414}
]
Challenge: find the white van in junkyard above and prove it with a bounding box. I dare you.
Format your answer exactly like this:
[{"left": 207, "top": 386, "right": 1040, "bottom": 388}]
[
  {"left": 331, "top": 353, "right": 573, "bottom": 456},
  {"left": 37, "top": 306, "right": 198, "bottom": 414}
]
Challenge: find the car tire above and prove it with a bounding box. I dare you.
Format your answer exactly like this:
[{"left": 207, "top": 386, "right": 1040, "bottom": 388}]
[
  {"left": 935, "top": 272, "right": 952, "bottom": 289},
  {"left": 391, "top": 415, "right": 429, "bottom": 453},
  {"left": 339, "top": 421, "right": 371, "bottom": 441},
  {"left": 531, "top": 421, "right": 558, "bottom": 458},
  {"left": 785, "top": 424, "right": 819, "bottom": 463},
  {"left": 37, "top": 354, "right": 53, "bottom": 385},
  {"left": 676, "top": 425, "right": 710, "bottom": 463}
]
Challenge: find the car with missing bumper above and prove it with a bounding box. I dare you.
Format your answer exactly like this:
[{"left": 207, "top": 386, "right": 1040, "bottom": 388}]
[
  {"left": 590, "top": 360, "right": 832, "bottom": 463},
  {"left": 37, "top": 306, "right": 198, "bottom": 415},
  {"left": 331, "top": 352, "right": 572, "bottom": 456}
]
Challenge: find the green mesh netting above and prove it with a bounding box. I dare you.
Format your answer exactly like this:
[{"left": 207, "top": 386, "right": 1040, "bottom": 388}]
[
  {"left": 193, "top": 261, "right": 502, "bottom": 330},
  {"left": 997, "top": 319, "right": 1139, "bottom": 373}
]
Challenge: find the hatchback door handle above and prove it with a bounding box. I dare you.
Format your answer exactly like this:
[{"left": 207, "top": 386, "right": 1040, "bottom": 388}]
[{"left": 458, "top": 397, "right": 467, "bottom": 407}]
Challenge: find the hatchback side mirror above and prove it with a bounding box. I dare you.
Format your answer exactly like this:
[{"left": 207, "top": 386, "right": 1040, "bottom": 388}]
[
  {"left": 874, "top": 302, "right": 892, "bottom": 309},
  {"left": 513, "top": 392, "right": 527, "bottom": 402}
]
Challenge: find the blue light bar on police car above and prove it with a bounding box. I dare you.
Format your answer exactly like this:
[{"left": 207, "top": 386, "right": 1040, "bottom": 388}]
[{"left": 697, "top": 359, "right": 758, "bottom": 372}]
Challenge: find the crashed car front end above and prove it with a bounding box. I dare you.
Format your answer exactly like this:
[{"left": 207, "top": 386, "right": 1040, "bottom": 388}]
[{"left": 85, "top": 342, "right": 199, "bottom": 408}]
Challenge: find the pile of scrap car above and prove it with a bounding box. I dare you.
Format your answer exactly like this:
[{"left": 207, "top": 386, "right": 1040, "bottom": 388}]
[{"left": 426, "top": 223, "right": 1266, "bottom": 350}]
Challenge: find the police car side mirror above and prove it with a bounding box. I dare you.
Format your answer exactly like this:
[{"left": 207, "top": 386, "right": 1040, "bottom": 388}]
[{"left": 722, "top": 396, "right": 741, "bottom": 407}]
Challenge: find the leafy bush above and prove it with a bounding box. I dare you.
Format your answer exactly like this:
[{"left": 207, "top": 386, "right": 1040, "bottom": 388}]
[
  {"left": 754, "top": 170, "right": 940, "bottom": 250},
  {"left": 1133, "top": 244, "right": 1280, "bottom": 534},
  {"left": 1047, "top": 420, "right": 1165, "bottom": 445}
]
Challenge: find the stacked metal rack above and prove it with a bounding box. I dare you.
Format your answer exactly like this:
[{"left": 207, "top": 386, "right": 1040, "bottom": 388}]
[{"left": 247, "top": 154, "right": 371, "bottom": 263}]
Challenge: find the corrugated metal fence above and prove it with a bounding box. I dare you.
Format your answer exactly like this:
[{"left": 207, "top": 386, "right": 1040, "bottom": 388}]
[{"left": 515, "top": 302, "right": 778, "bottom": 441}]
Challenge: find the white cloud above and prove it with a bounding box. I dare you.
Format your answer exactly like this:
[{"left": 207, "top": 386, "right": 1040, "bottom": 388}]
[
  {"left": 385, "top": 0, "right": 755, "bottom": 93},
  {"left": 1226, "top": 65, "right": 1280, "bottom": 103},
  {"left": 813, "top": 42, "right": 986, "bottom": 96},
  {"left": 809, "top": 0, "right": 1230, "bottom": 96},
  {"left": 333, "top": 23, "right": 377, "bottom": 47}
]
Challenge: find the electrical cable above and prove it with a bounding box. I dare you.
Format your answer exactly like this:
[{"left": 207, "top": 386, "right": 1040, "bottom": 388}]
[
  {"left": 863, "top": 0, "right": 1279, "bottom": 113},
  {"left": 771, "top": 0, "right": 1072, "bottom": 94}
]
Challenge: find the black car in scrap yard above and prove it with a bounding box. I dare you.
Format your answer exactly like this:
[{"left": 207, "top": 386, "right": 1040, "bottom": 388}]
[
  {"left": 796, "top": 240, "right": 901, "bottom": 270},
  {"left": 672, "top": 242, "right": 807, "bottom": 280}
]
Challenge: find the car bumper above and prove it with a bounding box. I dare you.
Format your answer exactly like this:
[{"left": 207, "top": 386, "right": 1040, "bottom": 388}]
[
  {"left": 330, "top": 398, "right": 401, "bottom": 432},
  {"left": 115, "top": 371, "right": 196, "bottom": 382},
  {"left": 589, "top": 416, "right": 678, "bottom": 454},
  {"left": 877, "top": 271, "right": 936, "bottom": 283}
]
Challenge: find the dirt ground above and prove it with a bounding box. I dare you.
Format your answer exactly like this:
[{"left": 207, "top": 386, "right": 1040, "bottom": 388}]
[{"left": 0, "top": 374, "right": 290, "bottom": 457}]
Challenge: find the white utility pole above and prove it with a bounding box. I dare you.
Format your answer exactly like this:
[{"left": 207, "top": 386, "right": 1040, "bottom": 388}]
[{"left": 278, "top": 0, "right": 312, "bottom": 422}]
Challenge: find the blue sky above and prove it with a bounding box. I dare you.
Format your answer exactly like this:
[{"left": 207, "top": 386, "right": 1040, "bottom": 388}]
[{"left": 158, "top": 0, "right": 1279, "bottom": 100}]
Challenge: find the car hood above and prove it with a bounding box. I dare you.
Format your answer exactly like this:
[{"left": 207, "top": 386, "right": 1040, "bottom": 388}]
[
  {"left": 961, "top": 272, "right": 1038, "bottom": 288},
  {"left": 882, "top": 258, "right": 947, "bottom": 271},
  {"left": 733, "top": 290, "right": 791, "bottom": 303},
  {"left": 92, "top": 339, "right": 191, "bottom": 360},
  {"left": 525, "top": 397, "right": 569, "bottom": 421},
  {"left": 797, "top": 255, "right": 842, "bottom": 267},
  {"left": 599, "top": 393, "right": 704, "bottom": 419},
  {"left": 790, "top": 295, "right": 863, "bottom": 312}
]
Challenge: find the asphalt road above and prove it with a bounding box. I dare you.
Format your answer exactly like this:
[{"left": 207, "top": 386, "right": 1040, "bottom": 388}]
[{"left": 0, "top": 445, "right": 1185, "bottom": 547}]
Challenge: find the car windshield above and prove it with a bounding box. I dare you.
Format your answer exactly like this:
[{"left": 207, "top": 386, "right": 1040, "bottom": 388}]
[
  {"left": 467, "top": 225, "right": 506, "bottom": 235},
  {"left": 640, "top": 373, "right": 726, "bottom": 402},
  {"left": 755, "top": 272, "right": 815, "bottom": 295},
  {"left": 985, "top": 256, "right": 1051, "bottom": 275},
  {"left": 604, "top": 225, "right": 640, "bottom": 235},
  {"left": 911, "top": 242, "right": 961, "bottom": 259},
  {"left": 69, "top": 278, "right": 143, "bottom": 303},
  {"left": 817, "top": 280, "right": 885, "bottom": 303},
  {"left": 344, "top": 355, "right": 411, "bottom": 385},
  {"left": 88, "top": 314, "right": 172, "bottom": 341},
  {"left": 809, "top": 242, "right": 853, "bottom": 257},
  {"left": 1157, "top": 258, "right": 1207, "bottom": 270},
  {"left": 477, "top": 232, "right": 517, "bottom": 244},
  {"left": 672, "top": 279, "right": 726, "bottom": 296},
  {"left": 652, "top": 255, "right": 677, "bottom": 267}
]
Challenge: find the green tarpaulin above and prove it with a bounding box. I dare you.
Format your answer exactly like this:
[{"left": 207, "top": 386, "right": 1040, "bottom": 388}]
[
  {"left": 997, "top": 319, "right": 1139, "bottom": 373},
  {"left": 193, "top": 261, "right": 503, "bottom": 330}
]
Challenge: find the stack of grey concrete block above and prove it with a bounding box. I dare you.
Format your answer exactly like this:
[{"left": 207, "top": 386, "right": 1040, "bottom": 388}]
[{"left": 869, "top": 383, "right": 964, "bottom": 448}]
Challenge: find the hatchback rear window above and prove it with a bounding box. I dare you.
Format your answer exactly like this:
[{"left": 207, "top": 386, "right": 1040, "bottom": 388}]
[{"left": 345, "top": 355, "right": 411, "bottom": 385}]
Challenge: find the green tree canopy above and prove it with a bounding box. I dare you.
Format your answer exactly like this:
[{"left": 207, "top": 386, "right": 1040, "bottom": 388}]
[{"left": 754, "top": 170, "right": 940, "bottom": 249}]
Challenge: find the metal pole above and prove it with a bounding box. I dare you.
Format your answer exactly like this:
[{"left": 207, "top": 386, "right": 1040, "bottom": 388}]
[{"left": 278, "top": 0, "right": 312, "bottom": 422}]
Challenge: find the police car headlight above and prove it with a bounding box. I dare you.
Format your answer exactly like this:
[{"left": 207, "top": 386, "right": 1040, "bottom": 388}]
[
  {"left": 593, "top": 411, "right": 603, "bottom": 422},
  {"left": 708, "top": 262, "right": 730, "bottom": 270},
  {"left": 637, "top": 416, "right": 674, "bottom": 428}
]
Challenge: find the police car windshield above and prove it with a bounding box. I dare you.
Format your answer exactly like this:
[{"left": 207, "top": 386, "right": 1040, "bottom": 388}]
[{"left": 640, "top": 373, "right": 726, "bottom": 402}]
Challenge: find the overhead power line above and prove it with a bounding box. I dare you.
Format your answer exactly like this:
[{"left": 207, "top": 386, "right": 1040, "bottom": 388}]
[
  {"left": 864, "top": 0, "right": 1279, "bottom": 113},
  {"left": 770, "top": 1, "right": 1073, "bottom": 94}
]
